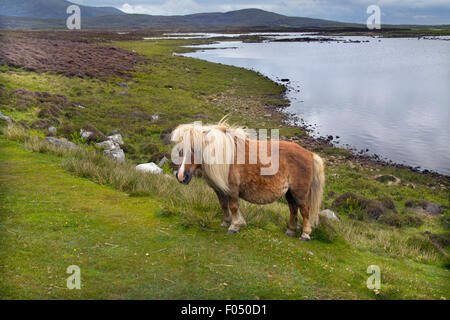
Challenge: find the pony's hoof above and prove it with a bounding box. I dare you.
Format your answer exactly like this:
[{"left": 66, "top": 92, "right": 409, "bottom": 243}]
[
  {"left": 227, "top": 229, "right": 238, "bottom": 234},
  {"left": 300, "top": 233, "right": 311, "bottom": 241},
  {"left": 285, "top": 229, "right": 296, "bottom": 237},
  {"left": 220, "top": 221, "right": 231, "bottom": 228}
]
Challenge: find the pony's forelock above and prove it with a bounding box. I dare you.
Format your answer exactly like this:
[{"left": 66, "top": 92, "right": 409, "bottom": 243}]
[{"left": 171, "top": 120, "right": 247, "bottom": 194}]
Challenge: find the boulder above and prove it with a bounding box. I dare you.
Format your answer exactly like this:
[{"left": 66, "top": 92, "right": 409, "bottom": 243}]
[
  {"left": 136, "top": 163, "right": 163, "bottom": 174},
  {"left": 80, "top": 128, "right": 93, "bottom": 139},
  {"left": 45, "top": 137, "right": 76, "bottom": 149},
  {"left": 104, "top": 148, "right": 125, "bottom": 162},
  {"left": 107, "top": 133, "right": 124, "bottom": 145},
  {"left": 96, "top": 140, "right": 117, "bottom": 150},
  {"left": 80, "top": 125, "right": 107, "bottom": 143},
  {"left": 48, "top": 126, "right": 57, "bottom": 134},
  {"left": 320, "top": 209, "right": 339, "bottom": 220}
]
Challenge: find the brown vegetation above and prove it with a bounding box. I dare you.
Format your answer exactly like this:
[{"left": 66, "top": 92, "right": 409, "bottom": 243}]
[{"left": 0, "top": 35, "right": 142, "bottom": 78}]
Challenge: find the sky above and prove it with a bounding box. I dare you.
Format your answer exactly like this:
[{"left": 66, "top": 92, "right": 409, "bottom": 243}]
[{"left": 70, "top": 0, "right": 450, "bottom": 25}]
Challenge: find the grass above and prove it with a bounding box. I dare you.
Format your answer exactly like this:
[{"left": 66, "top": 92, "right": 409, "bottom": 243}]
[
  {"left": 0, "top": 35, "right": 449, "bottom": 299},
  {"left": 0, "top": 126, "right": 449, "bottom": 299}
]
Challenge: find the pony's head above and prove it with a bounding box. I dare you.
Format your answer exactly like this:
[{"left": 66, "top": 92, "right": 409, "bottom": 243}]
[{"left": 170, "top": 120, "right": 247, "bottom": 193}]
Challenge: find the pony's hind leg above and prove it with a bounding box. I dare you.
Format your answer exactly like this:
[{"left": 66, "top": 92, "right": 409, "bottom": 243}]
[
  {"left": 299, "top": 202, "right": 312, "bottom": 241},
  {"left": 285, "top": 191, "right": 299, "bottom": 237},
  {"left": 227, "top": 197, "right": 246, "bottom": 234},
  {"left": 214, "top": 190, "right": 231, "bottom": 228}
]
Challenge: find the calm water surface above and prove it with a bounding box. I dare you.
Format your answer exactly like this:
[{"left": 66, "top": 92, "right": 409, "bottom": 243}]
[{"left": 183, "top": 36, "right": 450, "bottom": 175}]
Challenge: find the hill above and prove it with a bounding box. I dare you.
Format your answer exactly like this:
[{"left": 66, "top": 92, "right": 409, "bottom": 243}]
[
  {"left": 0, "top": 7, "right": 354, "bottom": 29},
  {"left": 0, "top": 0, "right": 125, "bottom": 19}
]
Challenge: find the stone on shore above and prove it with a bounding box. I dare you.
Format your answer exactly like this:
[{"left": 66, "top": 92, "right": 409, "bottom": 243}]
[
  {"left": 136, "top": 163, "right": 163, "bottom": 174},
  {"left": 320, "top": 209, "right": 339, "bottom": 220}
]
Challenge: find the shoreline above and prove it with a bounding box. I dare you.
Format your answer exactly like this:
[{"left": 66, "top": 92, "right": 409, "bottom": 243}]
[{"left": 178, "top": 38, "right": 449, "bottom": 181}]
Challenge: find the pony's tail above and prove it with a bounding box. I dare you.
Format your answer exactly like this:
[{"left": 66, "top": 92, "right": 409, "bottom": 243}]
[{"left": 308, "top": 153, "right": 325, "bottom": 228}]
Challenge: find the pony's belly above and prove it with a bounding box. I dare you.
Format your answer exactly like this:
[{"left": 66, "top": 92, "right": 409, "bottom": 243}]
[{"left": 239, "top": 183, "right": 288, "bottom": 204}]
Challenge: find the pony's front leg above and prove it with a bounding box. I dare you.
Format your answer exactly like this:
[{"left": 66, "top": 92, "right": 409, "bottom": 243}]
[
  {"left": 214, "top": 190, "right": 231, "bottom": 228},
  {"left": 227, "top": 197, "right": 247, "bottom": 234}
]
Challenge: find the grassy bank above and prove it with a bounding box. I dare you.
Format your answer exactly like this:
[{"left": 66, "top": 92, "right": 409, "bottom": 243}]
[{"left": 0, "top": 35, "right": 449, "bottom": 299}]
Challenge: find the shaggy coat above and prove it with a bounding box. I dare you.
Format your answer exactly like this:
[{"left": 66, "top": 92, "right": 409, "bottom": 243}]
[{"left": 171, "top": 121, "right": 325, "bottom": 240}]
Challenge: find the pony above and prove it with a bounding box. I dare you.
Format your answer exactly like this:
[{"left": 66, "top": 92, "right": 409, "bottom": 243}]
[{"left": 170, "top": 120, "right": 325, "bottom": 241}]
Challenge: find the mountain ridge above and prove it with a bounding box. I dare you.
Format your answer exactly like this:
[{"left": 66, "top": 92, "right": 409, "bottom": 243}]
[
  {"left": 0, "top": 2, "right": 355, "bottom": 29},
  {"left": 0, "top": 0, "right": 125, "bottom": 19}
]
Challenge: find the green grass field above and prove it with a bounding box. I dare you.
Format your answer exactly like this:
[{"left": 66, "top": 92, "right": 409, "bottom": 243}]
[{"left": 0, "top": 37, "right": 449, "bottom": 299}]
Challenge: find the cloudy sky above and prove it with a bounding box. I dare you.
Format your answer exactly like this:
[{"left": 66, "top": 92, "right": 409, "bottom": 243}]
[{"left": 70, "top": 0, "right": 450, "bottom": 25}]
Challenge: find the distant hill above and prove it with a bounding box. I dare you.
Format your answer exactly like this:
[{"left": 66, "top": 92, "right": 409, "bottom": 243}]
[
  {"left": 84, "top": 9, "right": 352, "bottom": 28},
  {"left": 0, "top": 5, "right": 356, "bottom": 29},
  {"left": 0, "top": 0, "right": 125, "bottom": 19}
]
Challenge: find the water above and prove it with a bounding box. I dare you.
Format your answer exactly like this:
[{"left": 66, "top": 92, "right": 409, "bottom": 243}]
[{"left": 182, "top": 35, "right": 450, "bottom": 175}]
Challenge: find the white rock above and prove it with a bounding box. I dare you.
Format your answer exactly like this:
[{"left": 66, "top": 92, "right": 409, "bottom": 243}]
[
  {"left": 104, "top": 148, "right": 125, "bottom": 162},
  {"left": 107, "top": 133, "right": 124, "bottom": 145},
  {"left": 320, "top": 209, "right": 339, "bottom": 220},
  {"left": 80, "top": 129, "right": 92, "bottom": 139},
  {"left": 48, "top": 126, "right": 57, "bottom": 134},
  {"left": 136, "top": 163, "right": 163, "bottom": 174},
  {"left": 96, "top": 140, "right": 117, "bottom": 150},
  {"left": 46, "top": 137, "right": 76, "bottom": 149},
  {"left": 151, "top": 114, "right": 159, "bottom": 122}
]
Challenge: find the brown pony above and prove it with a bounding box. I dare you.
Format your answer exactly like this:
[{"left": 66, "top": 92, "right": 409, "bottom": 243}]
[{"left": 171, "top": 120, "right": 325, "bottom": 241}]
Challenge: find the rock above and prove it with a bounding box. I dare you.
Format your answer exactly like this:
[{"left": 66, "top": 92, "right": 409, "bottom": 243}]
[
  {"left": 280, "top": 78, "right": 290, "bottom": 82},
  {"left": 45, "top": 137, "right": 76, "bottom": 149},
  {"left": 151, "top": 114, "right": 159, "bottom": 122},
  {"left": 104, "top": 148, "right": 125, "bottom": 162},
  {"left": 48, "top": 126, "right": 57, "bottom": 134},
  {"left": 96, "top": 140, "right": 117, "bottom": 150},
  {"left": 264, "top": 113, "right": 271, "bottom": 117},
  {"left": 107, "top": 133, "right": 124, "bottom": 145},
  {"left": 80, "top": 128, "right": 92, "bottom": 139},
  {"left": 136, "top": 163, "right": 163, "bottom": 174},
  {"left": 320, "top": 209, "right": 339, "bottom": 220},
  {"left": 80, "top": 125, "right": 107, "bottom": 143},
  {"left": 0, "top": 111, "right": 12, "bottom": 123}
]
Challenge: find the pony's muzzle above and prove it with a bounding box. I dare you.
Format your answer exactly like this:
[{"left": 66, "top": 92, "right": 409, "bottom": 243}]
[{"left": 175, "top": 170, "right": 193, "bottom": 184}]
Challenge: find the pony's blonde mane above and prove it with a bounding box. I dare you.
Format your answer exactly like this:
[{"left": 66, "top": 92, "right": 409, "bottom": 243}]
[{"left": 171, "top": 119, "right": 247, "bottom": 194}]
